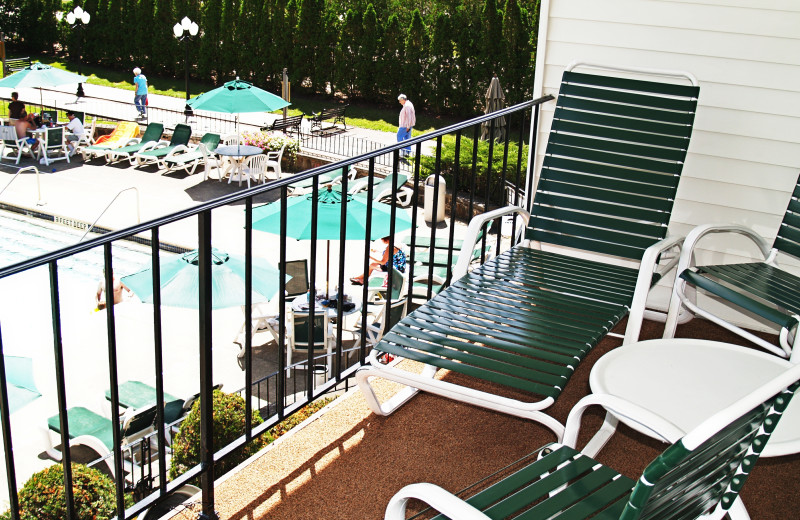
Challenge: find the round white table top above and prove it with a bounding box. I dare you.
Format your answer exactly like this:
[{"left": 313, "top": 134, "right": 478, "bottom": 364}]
[
  {"left": 215, "top": 144, "right": 262, "bottom": 157},
  {"left": 590, "top": 338, "right": 800, "bottom": 457},
  {"left": 291, "top": 293, "right": 361, "bottom": 317}
]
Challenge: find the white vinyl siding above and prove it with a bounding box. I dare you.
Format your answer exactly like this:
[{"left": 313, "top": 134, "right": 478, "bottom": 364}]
[{"left": 532, "top": 0, "right": 800, "bottom": 330}]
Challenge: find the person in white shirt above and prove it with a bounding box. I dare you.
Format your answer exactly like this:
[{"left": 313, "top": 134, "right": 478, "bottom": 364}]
[
  {"left": 397, "top": 94, "right": 416, "bottom": 159},
  {"left": 64, "top": 111, "right": 84, "bottom": 157}
]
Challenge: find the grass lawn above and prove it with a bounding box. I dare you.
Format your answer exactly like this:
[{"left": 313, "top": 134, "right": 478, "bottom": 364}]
[{"left": 21, "top": 55, "right": 458, "bottom": 134}]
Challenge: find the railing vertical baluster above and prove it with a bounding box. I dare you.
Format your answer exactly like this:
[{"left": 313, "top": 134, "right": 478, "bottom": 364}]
[
  {"left": 197, "top": 210, "right": 217, "bottom": 519},
  {"left": 359, "top": 160, "right": 376, "bottom": 364},
  {"left": 49, "top": 261, "right": 76, "bottom": 520},
  {"left": 445, "top": 132, "right": 462, "bottom": 286},
  {"left": 307, "top": 180, "right": 319, "bottom": 397},
  {"left": 336, "top": 166, "right": 349, "bottom": 379},
  {"left": 469, "top": 125, "right": 479, "bottom": 224},
  {"left": 278, "top": 187, "right": 288, "bottom": 410},
  {"left": 244, "top": 196, "right": 253, "bottom": 438},
  {"left": 102, "top": 244, "right": 126, "bottom": 519},
  {"left": 150, "top": 227, "right": 168, "bottom": 496},
  {"left": 497, "top": 118, "right": 511, "bottom": 254}
]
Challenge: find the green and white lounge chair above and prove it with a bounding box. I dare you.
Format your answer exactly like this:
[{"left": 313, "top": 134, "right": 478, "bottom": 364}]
[
  {"left": 45, "top": 404, "right": 158, "bottom": 478},
  {"left": 157, "top": 132, "right": 221, "bottom": 177},
  {"left": 384, "top": 362, "right": 800, "bottom": 520},
  {"left": 664, "top": 171, "right": 800, "bottom": 363},
  {"left": 133, "top": 123, "right": 192, "bottom": 167},
  {"left": 350, "top": 172, "right": 414, "bottom": 206},
  {"left": 105, "top": 122, "right": 164, "bottom": 164},
  {"left": 289, "top": 165, "right": 356, "bottom": 195},
  {"left": 356, "top": 62, "right": 700, "bottom": 440}
]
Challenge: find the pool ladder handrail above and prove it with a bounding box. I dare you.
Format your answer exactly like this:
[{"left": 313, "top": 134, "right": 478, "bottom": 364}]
[
  {"left": 0, "top": 166, "right": 45, "bottom": 206},
  {"left": 79, "top": 186, "right": 141, "bottom": 242}
]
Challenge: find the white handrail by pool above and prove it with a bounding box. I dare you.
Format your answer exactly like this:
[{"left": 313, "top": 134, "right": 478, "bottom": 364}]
[
  {"left": 0, "top": 166, "right": 45, "bottom": 206},
  {"left": 79, "top": 186, "right": 141, "bottom": 242}
]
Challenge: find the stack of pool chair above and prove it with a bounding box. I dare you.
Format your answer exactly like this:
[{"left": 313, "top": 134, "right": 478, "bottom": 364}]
[
  {"left": 133, "top": 124, "right": 192, "bottom": 168},
  {"left": 356, "top": 61, "right": 700, "bottom": 440},
  {"left": 80, "top": 121, "right": 140, "bottom": 161},
  {"left": 105, "top": 122, "right": 165, "bottom": 164}
]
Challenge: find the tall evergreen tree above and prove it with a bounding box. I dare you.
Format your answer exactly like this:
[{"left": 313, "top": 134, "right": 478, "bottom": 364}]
[
  {"left": 294, "top": 0, "right": 324, "bottom": 92},
  {"left": 333, "top": 8, "right": 362, "bottom": 97},
  {"left": 199, "top": 0, "right": 223, "bottom": 82},
  {"left": 379, "top": 13, "right": 403, "bottom": 104},
  {"left": 480, "top": 0, "right": 503, "bottom": 85},
  {"left": 358, "top": 4, "right": 380, "bottom": 102},
  {"left": 429, "top": 12, "right": 453, "bottom": 113},
  {"left": 502, "top": 0, "right": 533, "bottom": 104},
  {"left": 403, "top": 9, "right": 428, "bottom": 107},
  {"left": 152, "top": 0, "right": 177, "bottom": 74}
]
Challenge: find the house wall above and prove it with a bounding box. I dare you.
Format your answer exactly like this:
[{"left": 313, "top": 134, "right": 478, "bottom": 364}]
[{"left": 531, "top": 0, "right": 800, "bottom": 331}]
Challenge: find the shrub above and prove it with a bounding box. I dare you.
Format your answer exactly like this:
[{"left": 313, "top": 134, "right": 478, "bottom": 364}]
[
  {"left": 169, "top": 390, "right": 269, "bottom": 481},
  {"left": 0, "top": 463, "right": 129, "bottom": 520},
  {"left": 241, "top": 130, "right": 300, "bottom": 161},
  {"left": 419, "top": 134, "right": 528, "bottom": 207}
]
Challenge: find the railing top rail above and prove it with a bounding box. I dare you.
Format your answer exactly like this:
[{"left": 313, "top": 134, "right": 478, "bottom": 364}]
[{"left": 0, "top": 95, "right": 553, "bottom": 280}]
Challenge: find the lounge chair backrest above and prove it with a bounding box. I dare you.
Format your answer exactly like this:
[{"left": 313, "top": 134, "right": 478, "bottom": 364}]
[
  {"left": 772, "top": 175, "right": 800, "bottom": 259},
  {"left": 70, "top": 111, "right": 85, "bottom": 125},
  {"left": 141, "top": 123, "right": 165, "bottom": 143},
  {"left": 199, "top": 132, "right": 221, "bottom": 152},
  {"left": 162, "top": 398, "right": 186, "bottom": 424},
  {"left": 619, "top": 368, "right": 800, "bottom": 519},
  {"left": 122, "top": 405, "right": 158, "bottom": 438},
  {"left": 42, "top": 109, "right": 58, "bottom": 123},
  {"left": 293, "top": 313, "right": 327, "bottom": 347},
  {"left": 529, "top": 69, "right": 700, "bottom": 261},
  {"left": 170, "top": 124, "right": 192, "bottom": 146}
]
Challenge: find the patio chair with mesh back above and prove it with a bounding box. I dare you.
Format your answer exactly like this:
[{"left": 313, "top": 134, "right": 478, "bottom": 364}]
[
  {"left": 356, "top": 62, "right": 700, "bottom": 440},
  {"left": 0, "top": 125, "right": 34, "bottom": 164},
  {"left": 664, "top": 171, "right": 800, "bottom": 363},
  {"left": 384, "top": 362, "right": 800, "bottom": 520},
  {"left": 280, "top": 259, "right": 310, "bottom": 297},
  {"left": 38, "top": 126, "right": 69, "bottom": 165},
  {"left": 133, "top": 123, "right": 192, "bottom": 167},
  {"left": 158, "top": 132, "right": 221, "bottom": 176},
  {"left": 105, "top": 122, "right": 164, "bottom": 164}
]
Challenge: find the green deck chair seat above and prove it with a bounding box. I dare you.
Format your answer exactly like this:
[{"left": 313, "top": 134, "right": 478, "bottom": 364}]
[
  {"left": 47, "top": 407, "right": 116, "bottom": 451},
  {"left": 134, "top": 124, "right": 192, "bottom": 166},
  {"left": 356, "top": 62, "right": 700, "bottom": 439},
  {"left": 666, "top": 173, "right": 800, "bottom": 361},
  {"left": 161, "top": 132, "right": 221, "bottom": 175},
  {"left": 385, "top": 364, "right": 800, "bottom": 519},
  {"left": 105, "top": 123, "right": 164, "bottom": 163}
]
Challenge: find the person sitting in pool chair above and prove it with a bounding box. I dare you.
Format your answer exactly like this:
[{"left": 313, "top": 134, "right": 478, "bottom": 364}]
[
  {"left": 14, "top": 111, "right": 39, "bottom": 154},
  {"left": 96, "top": 270, "right": 133, "bottom": 310},
  {"left": 349, "top": 236, "right": 406, "bottom": 286}
]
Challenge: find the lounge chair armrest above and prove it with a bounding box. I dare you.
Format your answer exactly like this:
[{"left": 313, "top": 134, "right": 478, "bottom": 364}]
[
  {"left": 385, "top": 483, "right": 492, "bottom": 520},
  {"left": 136, "top": 141, "right": 159, "bottom": 154},
  {"left": 679, "top": 223, "right": 773, "bottom": 274},
  {"left": 124, "top": 138, "right": 141, "bottom": 146},
  {"left": 349, "top": 177, "right": 370, "bottom": 194},
  {"left": 168, "top": 144, "right": 191, "bottom": 156},
  {"left": 452, "top": 206, "right": 530, "bottom": 281},
  {"left": 623, "top": 233, "right": 685, "bottom": 344},
  {"left": 563, "top": 393, "right": 685, "bottom": 452}
]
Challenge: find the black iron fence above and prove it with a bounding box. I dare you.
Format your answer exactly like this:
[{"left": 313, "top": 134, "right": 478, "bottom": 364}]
[{"left": 0, "top": 95, "right": 552, "bottom": 519}]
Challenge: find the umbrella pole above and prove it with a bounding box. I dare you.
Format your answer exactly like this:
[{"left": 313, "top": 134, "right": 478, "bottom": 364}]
[{"left": 326, "top": 240, "right": 330, "bottom": 299}]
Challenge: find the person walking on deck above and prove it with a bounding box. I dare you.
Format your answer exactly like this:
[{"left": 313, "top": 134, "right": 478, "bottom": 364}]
[
  {"left": 133, "top": 67, "right": 148, "bottom": 118},
  {"left": 397, "top": 94, "right": 415, "bottom": 159}
]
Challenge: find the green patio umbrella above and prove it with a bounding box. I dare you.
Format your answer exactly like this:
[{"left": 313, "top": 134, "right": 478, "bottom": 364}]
[
  {"left": 251, "top": 185, "right": 412, "bottom": 296},
  {"left": 121, "top": 248, "right": 288, "bottom": 310},
  {"left": 0, "top": 62, "right": 88, "bottom": 108},
  {"left": 187, "top": 77, "right": 290, "bottom": 148}
]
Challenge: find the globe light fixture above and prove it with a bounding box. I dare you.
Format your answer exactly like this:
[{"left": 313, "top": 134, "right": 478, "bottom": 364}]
[
  {"left": 174, "top": 16, "right": 199, "bottom": 117},
  {"left": 59, "top": 6, "right": 91, "bottom": 97}
]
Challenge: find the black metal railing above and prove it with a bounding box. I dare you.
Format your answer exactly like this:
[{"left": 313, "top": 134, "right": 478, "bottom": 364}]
[{"left": 0, "top": 95, "right": 552, "bottom": 519}]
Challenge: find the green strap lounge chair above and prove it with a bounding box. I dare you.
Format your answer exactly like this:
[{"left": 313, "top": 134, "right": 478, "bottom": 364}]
[
  {"left": 356, "top": 62, "right": 700, "bottom": 440},
  {"left": 157, "top": 132, "right": 221, "bottom": 177},
  {"left": 350, "top": 172, "right": 414, "bottom": 206},
  {"left": 133, "top": 123, "right": 192, "bottom": 167},
  {"left": 105, "top": 122, "right": 164, "bottom": 164},
  {"left": 383, "top": 362, "right": 800, "bottom": 520},
  {"left": 664, "top": 172, "right": 800, "bottom": 363}
]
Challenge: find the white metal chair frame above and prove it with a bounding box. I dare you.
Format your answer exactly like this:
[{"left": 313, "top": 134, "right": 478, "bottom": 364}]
[
  {"left": 265, "top": 143, "right": 286, "bottom": 179},
  {"left": 0, "top": 126, "right": 34, "bottom": 164},
  {"left": 38, "top": 126, "right": 70, "bottom": 166}
]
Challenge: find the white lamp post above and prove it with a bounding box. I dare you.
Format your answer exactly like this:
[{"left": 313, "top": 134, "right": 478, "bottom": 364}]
[
  {"left": 57, "top": 6, "right": 91, "bottom": 97},
  {"left": 173, "top": 16, "right": 199, "bottom": 117}
]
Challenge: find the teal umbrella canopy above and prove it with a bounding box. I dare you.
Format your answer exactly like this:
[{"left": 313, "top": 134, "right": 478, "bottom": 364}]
[
  {"left": 187, "top": 78, "right": 290, "bottom": 114},
  {"left": 251, "top": 186, "right": 412, "bottom": 241},
  {"left": 121, "top": 248, "right": 289, "bottom": 310},
  {"left": 0, "top": 62, "right": 87, "bottom": 89},
  {"left": 4, "top": 355, "right": 41, "bottom": 414}
]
